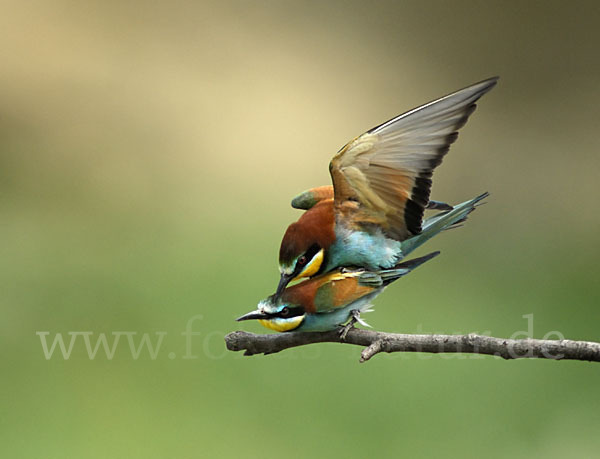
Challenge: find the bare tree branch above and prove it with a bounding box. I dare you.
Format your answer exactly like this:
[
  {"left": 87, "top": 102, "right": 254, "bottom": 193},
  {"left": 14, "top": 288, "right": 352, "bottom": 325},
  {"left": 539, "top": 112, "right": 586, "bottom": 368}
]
[{"left": 224, "top": 328, "right": 600, "bottom": 363}]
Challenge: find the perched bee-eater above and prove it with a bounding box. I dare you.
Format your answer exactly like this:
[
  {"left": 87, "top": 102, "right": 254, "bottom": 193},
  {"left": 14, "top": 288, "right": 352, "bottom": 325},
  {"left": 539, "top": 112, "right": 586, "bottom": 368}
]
[
  {"left": 275, "top": 77, "right": 497, "bottom": 296},
  {"left": 238, "top": 252, "right": 439, "bottom": 332}
]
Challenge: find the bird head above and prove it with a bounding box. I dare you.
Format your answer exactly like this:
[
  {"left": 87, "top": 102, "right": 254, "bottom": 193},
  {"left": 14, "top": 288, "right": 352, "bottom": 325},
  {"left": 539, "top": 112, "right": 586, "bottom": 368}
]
[
  {"left": 276, "top": 200, "right": 335, "bottom": 297},
  {"left": 277, "top": 229, "right": 325, "bottom": 297},
  {"left": 236, "top": 295, "right": 306, "bottom": 332},
  {"left": 237, "top": 252, "right": 440, "bottom": 333}
]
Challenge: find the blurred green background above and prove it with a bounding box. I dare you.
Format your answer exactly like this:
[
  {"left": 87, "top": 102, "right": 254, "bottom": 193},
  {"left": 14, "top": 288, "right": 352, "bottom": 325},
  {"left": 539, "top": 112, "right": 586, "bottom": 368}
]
[{"left": 2, "top": 1, "right": 599, "bottom": 457}]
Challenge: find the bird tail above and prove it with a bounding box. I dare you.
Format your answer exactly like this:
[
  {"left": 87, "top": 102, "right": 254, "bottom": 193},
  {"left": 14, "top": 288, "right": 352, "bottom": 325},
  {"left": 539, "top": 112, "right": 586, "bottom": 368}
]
[
  {"left": 399, "top": 192, "right": 489, "bottom": 257},
  {"left": 372, "top": 251, "right": 441, "bottom": 286}
]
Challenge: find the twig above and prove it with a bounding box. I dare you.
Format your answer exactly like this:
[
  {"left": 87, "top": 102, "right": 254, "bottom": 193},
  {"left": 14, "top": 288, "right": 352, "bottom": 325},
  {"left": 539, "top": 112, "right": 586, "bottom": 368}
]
[{"left": 224, "top": 328, "right": 600, "bottom": 363}]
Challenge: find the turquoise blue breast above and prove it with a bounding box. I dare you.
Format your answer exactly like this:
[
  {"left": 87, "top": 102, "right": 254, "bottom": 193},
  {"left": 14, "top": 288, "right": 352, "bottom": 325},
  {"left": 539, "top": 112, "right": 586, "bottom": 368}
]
[{"left": 326, "top": 227, "right": 403, "bottom": 271}]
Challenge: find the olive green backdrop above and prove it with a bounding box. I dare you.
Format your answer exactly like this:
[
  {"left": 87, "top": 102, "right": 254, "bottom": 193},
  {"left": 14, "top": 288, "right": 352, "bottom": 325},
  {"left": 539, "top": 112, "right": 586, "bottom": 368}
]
[{"left": 2, "top": 1, "right": 599, "bottom": 457}]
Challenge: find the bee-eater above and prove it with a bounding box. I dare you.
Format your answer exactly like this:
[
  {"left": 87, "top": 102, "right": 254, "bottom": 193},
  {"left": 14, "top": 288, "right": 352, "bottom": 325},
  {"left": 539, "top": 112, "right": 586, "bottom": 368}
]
[
  {"left": 276, "top": 77, "right": 497, "bottom": 296},
  {"left": 237, "top": 252, "right": 439, "bottom": 332}
]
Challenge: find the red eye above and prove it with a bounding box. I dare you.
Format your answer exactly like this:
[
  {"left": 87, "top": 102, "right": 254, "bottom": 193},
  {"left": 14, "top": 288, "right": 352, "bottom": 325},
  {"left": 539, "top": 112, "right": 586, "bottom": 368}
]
[
  {"left": 298, "top": 256, "right": 307, "bottom": 266},
  {"left": 280, "top": 307, "right": 290, "bottom": 317}
]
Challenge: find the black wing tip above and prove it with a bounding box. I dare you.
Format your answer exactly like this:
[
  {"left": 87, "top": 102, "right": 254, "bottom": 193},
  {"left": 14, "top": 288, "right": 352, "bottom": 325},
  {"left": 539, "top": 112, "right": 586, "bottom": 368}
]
[{"left": 426, "top": 200, "right": 453, "bottom": 211}]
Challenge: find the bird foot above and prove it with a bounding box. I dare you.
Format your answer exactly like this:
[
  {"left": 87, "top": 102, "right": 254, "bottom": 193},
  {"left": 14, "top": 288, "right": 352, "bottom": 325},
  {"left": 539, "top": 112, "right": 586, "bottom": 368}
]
[{"left": 339, "top": 310, "right": 361, "bottom": 341}]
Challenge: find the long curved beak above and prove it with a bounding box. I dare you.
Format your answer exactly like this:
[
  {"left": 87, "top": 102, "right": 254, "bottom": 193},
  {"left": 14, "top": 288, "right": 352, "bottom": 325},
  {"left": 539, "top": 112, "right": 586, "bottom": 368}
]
[
  {"left": 275, "top": 273, "right": 293, "bottom": 298},
  {"left": 236, "top": 310, "right": 269, "bottom": 322}
]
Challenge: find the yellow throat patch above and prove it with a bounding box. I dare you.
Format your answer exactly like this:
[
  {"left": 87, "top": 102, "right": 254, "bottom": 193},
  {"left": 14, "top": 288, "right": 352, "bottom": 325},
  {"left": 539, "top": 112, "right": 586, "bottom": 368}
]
[
  {"left": 258, "top": 315, "right": 304, "bottom": 332},
  {"left": 294, "top": 248, "right": 324, "bottom": 281}
]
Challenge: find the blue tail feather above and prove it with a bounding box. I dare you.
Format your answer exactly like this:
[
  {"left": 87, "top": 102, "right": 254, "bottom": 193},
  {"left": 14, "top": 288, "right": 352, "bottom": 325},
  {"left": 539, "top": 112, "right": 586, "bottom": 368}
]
[{"left": 399, "top": 192, "right": 489, "bottom": 257}]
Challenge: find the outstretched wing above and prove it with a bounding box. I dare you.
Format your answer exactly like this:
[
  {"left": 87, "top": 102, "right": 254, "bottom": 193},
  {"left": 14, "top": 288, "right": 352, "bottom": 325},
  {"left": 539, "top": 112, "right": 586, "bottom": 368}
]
[{"left": 329, "top": 77, "right": 498, "bottom": 240}]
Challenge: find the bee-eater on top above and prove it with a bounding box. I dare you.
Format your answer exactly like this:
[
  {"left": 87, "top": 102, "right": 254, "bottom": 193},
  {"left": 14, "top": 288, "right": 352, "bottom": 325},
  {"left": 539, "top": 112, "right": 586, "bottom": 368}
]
[{"left": 275, "top": 77, "right": 498, "bottom": 297}]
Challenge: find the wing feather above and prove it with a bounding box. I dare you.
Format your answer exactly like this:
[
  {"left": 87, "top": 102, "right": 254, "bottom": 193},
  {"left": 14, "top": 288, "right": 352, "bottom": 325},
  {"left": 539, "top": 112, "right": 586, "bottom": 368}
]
[
  {"left": 329, "top": 77, "right": 497, "bottom": 240},
  {"left": 312, "top": 271, "right": 375, "bottom": 313}
]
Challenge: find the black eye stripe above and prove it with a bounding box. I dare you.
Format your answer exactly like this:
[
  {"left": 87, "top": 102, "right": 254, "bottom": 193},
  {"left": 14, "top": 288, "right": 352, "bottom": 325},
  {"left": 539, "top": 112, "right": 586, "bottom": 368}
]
[
  {"left": 273, "top": 306, "right": 304, "bottom": 319},
  {"left": 298, "top": 244, "right": 321, "bottom": 266}
]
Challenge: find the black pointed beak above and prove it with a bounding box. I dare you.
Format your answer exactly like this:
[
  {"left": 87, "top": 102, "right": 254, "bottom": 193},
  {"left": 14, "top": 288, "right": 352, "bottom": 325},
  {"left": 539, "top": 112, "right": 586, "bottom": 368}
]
[
  {"left": 236, "top": 310, "right": 269, "bottom": 322},
  {"left": 275, "top": 273, "right": 293, "bottom": 298}
]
